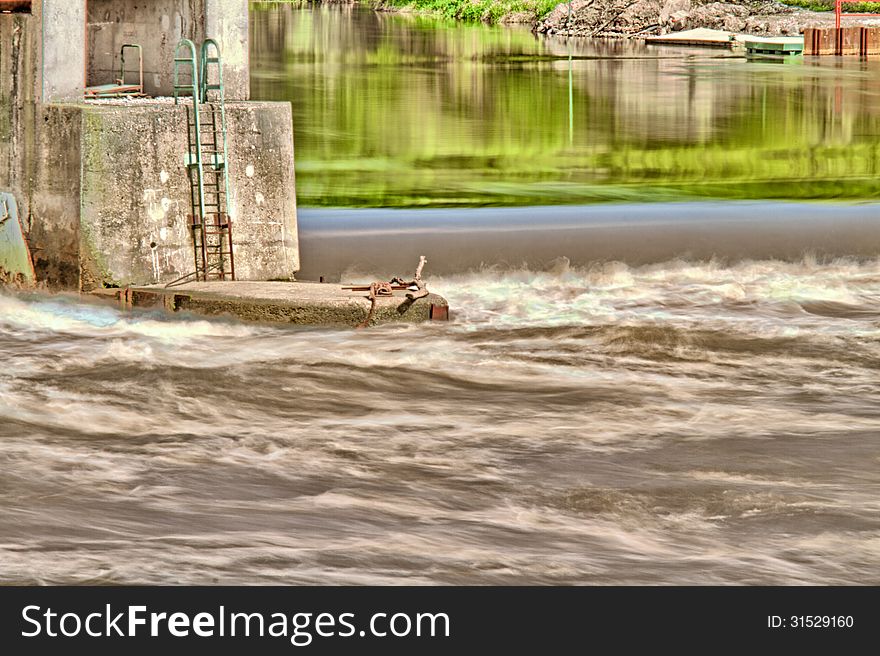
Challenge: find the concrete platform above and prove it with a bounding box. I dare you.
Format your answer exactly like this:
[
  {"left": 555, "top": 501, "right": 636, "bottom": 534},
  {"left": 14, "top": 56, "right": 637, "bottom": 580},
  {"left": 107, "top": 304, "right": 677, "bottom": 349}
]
[
  {"left": 645, "top": 28, "right": 739, "bottom": 48},
  {"left": 91, "top": 281, "right": 449, "bottom": 327},
  {"left": 645, "top": 29, "right": 804, "bottom": 52}
]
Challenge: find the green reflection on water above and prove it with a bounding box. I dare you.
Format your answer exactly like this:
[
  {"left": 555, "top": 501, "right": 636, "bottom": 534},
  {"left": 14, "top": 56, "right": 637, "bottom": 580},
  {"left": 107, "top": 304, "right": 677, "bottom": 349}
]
[{"left": 250, "top": 3, "right": 880, "bottom": 208}]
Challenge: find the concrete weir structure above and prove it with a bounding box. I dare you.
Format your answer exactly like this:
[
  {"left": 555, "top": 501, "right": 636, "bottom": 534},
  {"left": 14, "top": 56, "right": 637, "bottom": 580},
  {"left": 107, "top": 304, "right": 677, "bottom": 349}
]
[
  {"left": 0, "top": 1, "right": 446, "bottom": 325},
  {"left": 1, "top": 0, "right": 296, "bottom": 288}
]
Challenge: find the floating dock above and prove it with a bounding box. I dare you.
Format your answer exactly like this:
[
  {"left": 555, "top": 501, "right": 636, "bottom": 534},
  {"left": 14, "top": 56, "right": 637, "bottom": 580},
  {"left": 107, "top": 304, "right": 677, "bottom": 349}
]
[
  {"left": 92, "top": 281, "right": 450, "bottom": 327},
  {"left": 646, "top": 29, "right": 805, "bottom": 55},
  {"left": 646, "top": 26, "right": 880, "bottom": 57},
  {"left": 744, "top": 37, "right": 804, "bottom": 55}
]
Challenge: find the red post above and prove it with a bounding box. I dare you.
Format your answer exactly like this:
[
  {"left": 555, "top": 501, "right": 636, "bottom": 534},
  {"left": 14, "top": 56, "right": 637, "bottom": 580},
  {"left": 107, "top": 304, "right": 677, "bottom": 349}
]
[{"left": 836, "top": 0, "right": 842, "bottom": 30}]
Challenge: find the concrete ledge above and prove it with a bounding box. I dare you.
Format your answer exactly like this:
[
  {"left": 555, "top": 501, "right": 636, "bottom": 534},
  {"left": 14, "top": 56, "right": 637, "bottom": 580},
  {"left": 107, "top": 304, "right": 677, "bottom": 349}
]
[{"left": 93, "top": 281, "right": 450, "bottom": 327}]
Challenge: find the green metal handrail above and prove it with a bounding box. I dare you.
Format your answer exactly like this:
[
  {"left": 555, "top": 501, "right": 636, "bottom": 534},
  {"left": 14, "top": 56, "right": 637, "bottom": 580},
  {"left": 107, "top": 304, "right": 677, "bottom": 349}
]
[
  {"left": 174, "top": 39, "right": 208, "bottom": 278},
  {"left": 173, "top": 39, "right": 199, "bottom": 105}
]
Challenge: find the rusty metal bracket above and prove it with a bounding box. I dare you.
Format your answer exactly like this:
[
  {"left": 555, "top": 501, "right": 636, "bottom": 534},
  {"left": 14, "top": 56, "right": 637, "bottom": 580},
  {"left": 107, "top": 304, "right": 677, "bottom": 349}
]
[
  {"left": 430, "top": 304, "right": 449, "bottom": 321},
  {"left": 370, "top": 281, "right": 394, "bottom": 298},
  {"left": 350, "top": 256, "right": 431, "bottom": 328}
]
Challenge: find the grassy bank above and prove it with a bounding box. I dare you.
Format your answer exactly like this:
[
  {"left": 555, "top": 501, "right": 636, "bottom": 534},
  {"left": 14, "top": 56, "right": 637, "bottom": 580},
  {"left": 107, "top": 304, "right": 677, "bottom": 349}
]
[
  {"left": 252, "top": 5, "right": 880, "bottom": 209},
  {"left": 377, "top": 1, "right": 880, "bottom": 22},
  {"left": 370, "top": 0, "right": 559, "bottom": 23},
  {"left": 782, "top": 1, "right": 880, "bottom": 11},
  {"left": 257, "top": 2, "right": 880, "bottom": 25}
]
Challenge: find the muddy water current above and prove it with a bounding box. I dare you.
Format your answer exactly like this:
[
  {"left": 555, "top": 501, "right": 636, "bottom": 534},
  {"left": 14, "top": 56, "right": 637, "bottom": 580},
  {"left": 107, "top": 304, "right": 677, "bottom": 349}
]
[{"left": 2, "top": 258, "right": 880, "bottom": 584}]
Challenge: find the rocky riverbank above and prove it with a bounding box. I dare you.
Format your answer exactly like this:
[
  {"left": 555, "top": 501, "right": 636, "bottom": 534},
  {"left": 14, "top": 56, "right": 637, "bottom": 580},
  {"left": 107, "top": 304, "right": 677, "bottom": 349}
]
[
  {"left": 323, "top": 1, "right": 880, "bottom": 38},
  {"left": 536, "top": 1, "right": 851, "bottom": 38}
]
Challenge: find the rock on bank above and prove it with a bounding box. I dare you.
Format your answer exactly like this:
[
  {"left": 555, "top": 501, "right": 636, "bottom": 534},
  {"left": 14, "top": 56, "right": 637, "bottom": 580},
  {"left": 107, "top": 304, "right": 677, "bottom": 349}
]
[{"left": 535, "top": 1, "right": 848, "bottom": 38}]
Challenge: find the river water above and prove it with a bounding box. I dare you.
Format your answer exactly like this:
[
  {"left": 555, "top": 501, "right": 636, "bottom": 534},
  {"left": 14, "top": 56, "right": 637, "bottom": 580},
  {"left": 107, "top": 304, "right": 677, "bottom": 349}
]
[
  {"left": 251, "top": 3, "right": 880, "bottom": 207},
  {"left": 2, "top": 4, "right": 880, "bottom": 585}
]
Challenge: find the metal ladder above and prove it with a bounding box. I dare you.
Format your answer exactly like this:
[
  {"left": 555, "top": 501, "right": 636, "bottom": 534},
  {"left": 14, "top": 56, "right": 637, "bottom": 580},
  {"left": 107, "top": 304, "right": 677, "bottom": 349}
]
[{"left": 173, "top": 38, "right": 235, "bottom": 282}]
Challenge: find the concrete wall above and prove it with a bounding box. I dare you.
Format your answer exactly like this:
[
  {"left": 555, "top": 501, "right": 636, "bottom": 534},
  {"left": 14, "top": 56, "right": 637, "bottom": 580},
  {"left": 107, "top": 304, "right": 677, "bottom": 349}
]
[
  {"left": 2, "top": 99, "right": 298, "bottom": 290},
  {"left": 87, "top": 0, "right": 207, "bottom": 97},
  {"left": 1, "top": 8, "right": 39, "bottom": 211},
  {"left": 2, "top": 3, "right": 85, "bottom": 288},
  {"left": 1, "top": 9, "right": 37, "bottom": 285},
  {"left": 87, "top": 0, "right": 249, "bottom": 99},
  {"left": 79, "top": 101, "right": 298, "bottom": 288},
  {"left": 0, "top": 6, "right": 38, "bottom": 107},
  {"left": 0, "top": 2, "right": 84, "bottom": 104},
  {"left": 43, "top": 0, "right": 86, "bottom": 101},
  {"left": 28, "top": 105, "right": 84, "bottom": 288},
  {"left": 205, "top": 0, "right": 249, "bottom": 100},
  {"left": 2, "top": 1, "right": 290, "bottom": 291},
  {"left": 4, "top": 1, "right": 247, "bottom": 103}
]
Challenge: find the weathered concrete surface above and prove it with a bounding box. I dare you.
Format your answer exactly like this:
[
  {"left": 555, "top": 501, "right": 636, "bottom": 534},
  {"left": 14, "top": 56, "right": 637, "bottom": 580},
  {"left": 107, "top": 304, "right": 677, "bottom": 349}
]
[
  {"left": 645, "top": 27, "right": 738, "bottom": 47},
  {"left": 0, "top": 1, "right": 82, "bottom": 104},
  {"left": 29, "top": 105, "right": 84, "bottom": 288},
  {"left": 79, "top": 100, "right": 298, "bottom": 289},
  {"left": 4, "top": 1, "right": 248, "bottom": 102},
  {"left": 43, "top": 0, "right": 85, "bottom": 101},
  {"left": 99, "top": 281, "right": 449, "bottom": 327},
  {"left": 2, "top": 99, "right": 298, "bottom": 290},
  {"left": 1, "top": 6, "right": 85, "bottom": 288},
  {"left": 2, "top": 2, "right": 294, "bottom": 292},
  {"left": 0, "top": 1, "right": 85, "bottom": 103},
  {"left": 88, "top": 0, "right": 206, "bottom": 98},
  {"left": 1, "top": 8, "right": 39, "bottom": 223},
  {"left": 206, "top": 0, "right": 249, "bottom": 100},
  {"left": 87, "top": 0, "right": 249, "bottom": 99}
]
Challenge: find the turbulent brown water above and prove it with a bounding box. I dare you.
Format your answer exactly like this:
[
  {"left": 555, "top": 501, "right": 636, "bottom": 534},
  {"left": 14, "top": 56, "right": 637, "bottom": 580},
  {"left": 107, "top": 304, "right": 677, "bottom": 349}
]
[
  {"left": 3, "top": 4, "right": 880, "bottom": 586},
  {"left": 3, "top": 257, "right": 880, "bottom": 584}
]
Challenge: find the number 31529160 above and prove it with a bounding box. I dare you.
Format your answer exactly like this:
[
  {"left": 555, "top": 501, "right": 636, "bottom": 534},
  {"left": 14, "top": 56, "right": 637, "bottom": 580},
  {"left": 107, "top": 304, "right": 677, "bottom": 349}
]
[{"left": 768, "top": 616, "right": 854, "bottom": 629}]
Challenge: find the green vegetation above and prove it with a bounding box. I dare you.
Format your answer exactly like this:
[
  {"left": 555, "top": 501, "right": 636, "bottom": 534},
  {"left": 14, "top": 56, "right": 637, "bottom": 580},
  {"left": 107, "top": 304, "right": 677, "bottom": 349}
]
[
  {"left": 782, "top": 1, "right": 880, "bottom": 12},
  {"left": 252, "top": 0, "right": 559, "bottom": 23},
  {"left": 371, "top": 0, "right": 560, "bottom": 23},
  {"left": 251, "top": 4, "right": 880, "bottom": 208}
]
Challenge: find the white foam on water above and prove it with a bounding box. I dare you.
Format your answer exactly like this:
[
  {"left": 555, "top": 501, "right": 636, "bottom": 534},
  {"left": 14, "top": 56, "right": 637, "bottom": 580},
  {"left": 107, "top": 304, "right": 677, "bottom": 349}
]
[
  {"left": 0, "top": 293, "right": 262, "bottom": 342},
  {"left": 432, "top": 256, "right": 880, "bottom": 331},
  {"left": 2, "top": 257, "right": 880, "bottom": 584}
]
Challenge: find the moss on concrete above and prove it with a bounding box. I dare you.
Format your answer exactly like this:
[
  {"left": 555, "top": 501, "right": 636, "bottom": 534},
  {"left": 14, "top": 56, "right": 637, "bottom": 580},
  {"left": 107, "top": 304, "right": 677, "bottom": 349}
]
[
  {"left": 174, "top": 292, "right": 441, "bottom": 326},
  {"left": 119, "top": 282, "right": 448, "bottom": 327}
]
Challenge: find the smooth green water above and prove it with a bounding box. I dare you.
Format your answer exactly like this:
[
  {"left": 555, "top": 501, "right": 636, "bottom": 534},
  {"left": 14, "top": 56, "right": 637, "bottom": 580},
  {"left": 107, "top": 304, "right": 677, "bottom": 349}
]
[{"left": 250, "top": 3, "right": 880, "bottom": 208}]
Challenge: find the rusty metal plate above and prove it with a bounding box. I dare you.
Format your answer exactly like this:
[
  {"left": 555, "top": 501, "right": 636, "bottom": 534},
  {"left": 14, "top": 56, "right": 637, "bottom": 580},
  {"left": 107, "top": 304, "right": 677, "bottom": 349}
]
[
  {"left": 862, "top": 28, "right": 880, "bottom": 56},
  {"left": 0, "top": 191, "right": 35, "bottom": 286},
  {"left": 430, "top": 304, "right": 449, "bottom": 321},
  {"left": 839, "top": 27, "right": 861, "bottom": 56}
]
